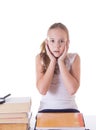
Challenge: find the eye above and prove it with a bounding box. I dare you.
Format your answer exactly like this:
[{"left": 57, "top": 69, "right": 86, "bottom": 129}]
[
  {"left": 50, "top": 39, "right": 55, "bottom": 43},
  {"left": 59, "top": 40, "right": 65, "bottom": 44}
]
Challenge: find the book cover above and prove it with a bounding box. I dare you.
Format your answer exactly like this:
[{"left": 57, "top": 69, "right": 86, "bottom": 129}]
[
  {"left": 0, "top": 97, "right": 31, "bottom": 113},
  {"left": 36, "top": 113, "right": 85, "bottom": 129}
]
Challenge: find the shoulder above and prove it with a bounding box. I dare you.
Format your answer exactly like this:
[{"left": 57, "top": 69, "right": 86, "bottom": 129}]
[
  {"left": 35, "top": 54, "right": 41, "bottom": 64},
  {"left": 67, "top": 53, "right": 80, "bottom": 63},
  {"left": 36, "top": 53, "right": 44, "bottom": 67},
  {"left": 68, "top": 53, "right": 80, "bottom": 58},
  {"left": 36, "top": 53, "right": 44, "bottom": 60},
  {"left": 36, "top": 53, "right": 40, "bottom": 59}
]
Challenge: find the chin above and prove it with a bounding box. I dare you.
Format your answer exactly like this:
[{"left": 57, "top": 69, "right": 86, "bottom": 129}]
[
  {"left": 52, "top": 53, "right": 61, "bottom": 58},
  {"left": 53, "top": 55, "right": 60, "bottom": 58}
]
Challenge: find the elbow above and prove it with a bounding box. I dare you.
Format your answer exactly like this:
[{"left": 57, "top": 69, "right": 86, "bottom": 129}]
[
  {"left": 36, "top": 83, "right": 47, "bottom": 95},
  {"left": 39, "top": 88, "right": 47, "bottom": 95},
  {"left": 70, "top": 89, "right": 77, "bottom": 95},
  {"left": 69, "top": 84, "right": 80, "bottom": 96}
]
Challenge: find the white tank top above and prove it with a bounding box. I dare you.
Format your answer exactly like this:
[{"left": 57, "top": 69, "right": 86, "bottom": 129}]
[{"left": 38, "top": 53, "right": 78, "bottom": 111}]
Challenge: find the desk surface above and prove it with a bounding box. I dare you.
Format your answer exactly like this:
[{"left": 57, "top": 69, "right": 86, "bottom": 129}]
[{"left": 84, "top": 115, "right": 96, "bottom": 130}]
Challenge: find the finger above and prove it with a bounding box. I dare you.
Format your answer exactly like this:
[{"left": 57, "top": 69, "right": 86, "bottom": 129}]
[
  {"left": 45, "top": 44, "right": 51, "bottom": 56},
  {"left": 66, "top": 43, "right": 69, "bottom": 52},
  {"left": 45, "top": 44, "right": 48, "bottom": 52},
  {"left": 64, "top": 44, "right": 68, "bottom": 54}
]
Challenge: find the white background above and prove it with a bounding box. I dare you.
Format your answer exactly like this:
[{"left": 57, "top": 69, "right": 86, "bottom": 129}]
[{"left": 0, "top": 0, "right": 96, "bottom": 124}]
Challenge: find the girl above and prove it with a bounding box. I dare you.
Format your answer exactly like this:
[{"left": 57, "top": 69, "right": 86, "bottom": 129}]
[{"left": 35, "top": 22, "right": 80, "bottom": 113}]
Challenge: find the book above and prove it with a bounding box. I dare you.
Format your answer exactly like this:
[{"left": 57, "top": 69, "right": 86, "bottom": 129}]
[
  {"left": 0, "top": 112, "right": 32, "bottom": 123},
  {"left": 36, "top": 113, "right": 85, "bottom": 130},
  {"left": 0, "top": 117, "right": 29, "bottom": 123},
  {"left": 0, "top": 97, "right": 31, "bottom": 113},
  {"left": 0, "top": 116, "right": 31, "bottom": 124},
  {"left": 0, "top": 112, "right": 28, "bottom": 119},
  {"left": 0, "top": 123, "right": 29, "bottom": 130},
  {"left": 36, "top": 128, "right": 85, "bottom": 130}
]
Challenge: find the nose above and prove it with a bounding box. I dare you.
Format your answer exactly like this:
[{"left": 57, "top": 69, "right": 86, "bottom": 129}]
[{"left": 54, "top": 41, "right": 61, "bottom": 48}]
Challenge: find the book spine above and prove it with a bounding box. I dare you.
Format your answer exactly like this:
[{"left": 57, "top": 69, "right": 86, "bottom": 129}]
[{"left": 78, "top": 113, "right": 85, "bottom": 127}]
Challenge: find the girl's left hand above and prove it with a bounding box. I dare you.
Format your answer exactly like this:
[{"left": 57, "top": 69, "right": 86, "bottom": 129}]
[{"left": 58, "top": 44, "right": 68, "bottom": 62}]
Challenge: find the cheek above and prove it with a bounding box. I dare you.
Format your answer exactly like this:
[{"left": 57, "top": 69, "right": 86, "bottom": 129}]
[
  {"left": 48, "top": 43, "right": 53, "bottom": 50},
  {"left": 61, "top": 46, "right": 65, "bottom": 53}
]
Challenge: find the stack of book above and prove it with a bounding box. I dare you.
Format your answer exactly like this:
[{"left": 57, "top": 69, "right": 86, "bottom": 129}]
[{"left": 0, "top": 97, "right": 32, "bottom": 130}]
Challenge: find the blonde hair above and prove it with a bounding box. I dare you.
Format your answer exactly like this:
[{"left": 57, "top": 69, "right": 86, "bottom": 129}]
[{"left": 40, "top": 23, "right": 69, "bottom": 73}]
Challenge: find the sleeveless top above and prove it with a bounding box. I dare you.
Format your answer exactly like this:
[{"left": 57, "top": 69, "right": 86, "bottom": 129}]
[{"left": 38, "top": 53, "right": 78, "bottom": 111}]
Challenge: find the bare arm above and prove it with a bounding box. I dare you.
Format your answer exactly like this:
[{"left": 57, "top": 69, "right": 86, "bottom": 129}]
[
  {"left": 58, "top": 54, "right": 80, "bottom": 95},
  {"left": 36, "top": 45, "right": 56, "bottom": 95}
]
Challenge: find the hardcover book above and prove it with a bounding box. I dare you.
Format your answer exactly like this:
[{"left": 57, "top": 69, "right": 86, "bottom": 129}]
[
  {"left": 0, "top": 97, "right": 31, "bottom": 113},
  {"left": 36, "top": 112, "right": 85, "bottom": 130}
]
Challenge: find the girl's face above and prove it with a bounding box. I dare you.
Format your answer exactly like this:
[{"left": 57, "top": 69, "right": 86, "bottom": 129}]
[{"left": 46, "top": 28, "right": 69, "bottom": 58}]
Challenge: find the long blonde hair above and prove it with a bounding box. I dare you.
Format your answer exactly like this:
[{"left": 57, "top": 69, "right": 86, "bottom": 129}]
[{"left": 40, "top": 23, "right": 69, "bottom": 73}]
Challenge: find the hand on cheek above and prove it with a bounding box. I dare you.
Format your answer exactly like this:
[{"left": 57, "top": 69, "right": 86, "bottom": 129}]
[
  {"left": 58, "top": 44, "right": 68, "bottom": 62},
  {"left": 45, "top": 44, "right": 56, "bottom": 63}
]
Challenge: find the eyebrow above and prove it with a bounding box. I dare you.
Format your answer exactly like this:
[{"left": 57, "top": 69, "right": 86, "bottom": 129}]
[{"left": 48, "top": 37, "right": 66, "bottom": 41}]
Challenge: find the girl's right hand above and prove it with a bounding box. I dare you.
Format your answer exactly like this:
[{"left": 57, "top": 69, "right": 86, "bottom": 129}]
[{"left": 45, "top": 44, "right": 56, "bottom": 63}]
